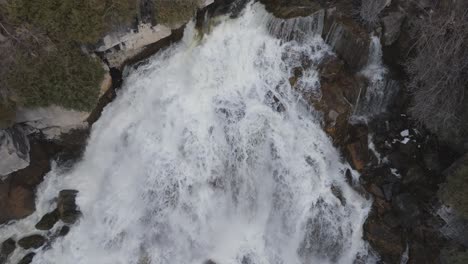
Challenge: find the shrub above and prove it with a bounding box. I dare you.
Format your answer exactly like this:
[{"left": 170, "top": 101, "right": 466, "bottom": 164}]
[
  {"left": 154, "top": 0, "right": 200, "bottom": 26},
  {"left": 405, "top": 6, "right": 468, "bottom": 141},
  {"left": 438, "top": 166, "right": 468, "bottom": 219},
  {"left": 6, "top": 44, "right": 105, "bottom": 111},
  {"left": 7, "top": 0, "right": 137, "bottom": 44}
]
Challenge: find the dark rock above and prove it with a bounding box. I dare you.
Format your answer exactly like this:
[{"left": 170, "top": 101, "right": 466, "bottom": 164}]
[
  {"left": 35, "top": 209, "right": 60, "bottom": 230},
  {"left": 18, "top": 235, "right": 46, "bottom": 250},
  {"left": 382, "top": 212, "right": 401, "bottom": 229},
  {"left": 57, "top": 190, "right": 80, "bottom": 224},
  {"left": 346, "top": 140, "right": 369, "bottom": 172},
  {"left": 382, "top": 183, "right": 394, "bottom": 201},
  {"left": 387, "top": 151, "right": 410, "bottom": 172},
  {"left": 204, "top": 260, "right": 217, "bottom": 264},
  {"left": 381, "top": 12, "right": 406, "bottom": 46},
  {"left": 368, "top": 184, "right": 384, "bottom": 199},
  {"left": 259, "top": 0, "right": 323, "bottom": 19},
  {"left": 364, "top": 217, "right": 404, "bottom": 263},
  {"left": 58, "top": 225, "right": 70, "bottom": 237},
  {"left": 392, "top": 193, "right": 421, "bottom": 228},
  {"left": 17, "top": 253, "right": 35, "bottom": 264},
  {"left": 423, "top": 151, "right": 441, "bottom": 173},
  {"left": 0, "top": 238, "right": 16, "bottom": 264},
  {"left": 403, "top": 166, "right": 425, "bottom": 185}
]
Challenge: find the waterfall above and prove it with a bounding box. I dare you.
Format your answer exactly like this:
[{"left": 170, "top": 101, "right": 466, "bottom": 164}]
[
  {"left": 353, "top": 36, "right": 398, "bottom": 120},
  {"left": 0, "top": 3, "right": 375, "bottom": 264}
]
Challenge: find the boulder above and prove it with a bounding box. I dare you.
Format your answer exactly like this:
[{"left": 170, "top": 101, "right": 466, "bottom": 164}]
[
  {"left": 57, "top": 190, "right": 81, "bottom": 224},
  {"left": 18, "top": 235, "right": 46, "bottom": 250},
  {"left": 381, "top": 11, "right": 405, "bottom": 46},
  {"left": 0, "top": 238, "right": 16, "bottom": 264},
  {"left": 0, "top": 184, "right": 35, "bottom": 224},
  {"left": 35, "top": 209, "right": 60, "bottom": 230},
  {"left": 17, "top": 253, "right": 35, "bottom": 264},
  {"left": 0, "top": 126, "right": 30, "bottom": 176},
  {"left": 57, "top": 225, "right": 70, "bottom": 237}
]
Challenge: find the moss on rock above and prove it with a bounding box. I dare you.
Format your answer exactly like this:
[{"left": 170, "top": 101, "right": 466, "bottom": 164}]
[
  {"left": 439, "top": 165, "right": 468, "bottom": 219},
  {"left": 154, "top": 0, "right": 200, "bottom": 26}
]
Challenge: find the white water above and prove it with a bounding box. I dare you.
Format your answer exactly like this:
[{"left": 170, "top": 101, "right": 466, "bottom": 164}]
[
  {"left": 1, "top": 3, "right": 374, "bottom": 264},
  {"left": 353, "top": 36, "right": 398, "bottom": 120}
]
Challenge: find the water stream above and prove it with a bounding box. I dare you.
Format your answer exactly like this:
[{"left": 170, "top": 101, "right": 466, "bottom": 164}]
[{"left": 1, "top": 3, "right": 374, "bottom": 264}]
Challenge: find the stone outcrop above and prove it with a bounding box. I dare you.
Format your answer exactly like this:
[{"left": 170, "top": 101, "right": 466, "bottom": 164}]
[
  {"left": 0, "top": 238, "right": 16, "bottom": 264},
  {"left": 0, "top": 126, "right": 30, "bottom": 176},
  {"left": 381, "top": 11, "right": 405, "bottom": 46},
  {"left": 35, "top": 209, "right": 60, "bottom": 230}
]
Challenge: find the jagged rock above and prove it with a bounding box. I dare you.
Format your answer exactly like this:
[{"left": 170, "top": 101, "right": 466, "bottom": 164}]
[
  {"left": 381, "top": 11, "right": 405, "bottom": 46},
  {"left": 0, "top": 184, "right": 35, "bottom": 224},
  {"left": 18, "top": 235, "right": 46, "bottom": 250},
  {"left": 58, "top": 190, "right": 80, "bottom": 224},
  {"left": 17, "top": 253, "right": 35, "bottom": 264},
  {"left": 35, "top": 209, "right": 60, "bottom": 230},
  {"left": 0, "top": 126, "right": 30, "bottom": 176},
  {"left": 0, "top": 238, "right": 16, "bottom": 264}
]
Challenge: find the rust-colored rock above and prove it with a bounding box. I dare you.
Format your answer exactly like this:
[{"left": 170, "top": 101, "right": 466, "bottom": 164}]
[{"left": 0, "top": 184, "right": 35, "bottom": 224}]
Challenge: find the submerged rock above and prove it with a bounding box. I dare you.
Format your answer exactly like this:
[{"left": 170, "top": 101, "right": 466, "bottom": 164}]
[
  {"left": 0, "top": 238, "right": 16, "bottom": 264},
  {"left": 18, "top": 235, "right": 46, "bottom": 250},
  {"left": 17, "top": 252, "right": 35, "bottom": 264},
  {"left": 58, "top": 190, "right": 81, "bottom": 224},
  {"left": 0, "top": 126, "right": 30, "bottom": 176}
]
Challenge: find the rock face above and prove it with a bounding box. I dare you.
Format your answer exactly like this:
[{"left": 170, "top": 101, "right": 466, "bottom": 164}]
[
  {"left": 0, "top": 126, "right": 30, "bottom": 176},
  {"left": 0, "top": 184, "right": 35, "bottom": 224},
  {"left": 57, "top": 190, "right": 81, "bottom": 224}
]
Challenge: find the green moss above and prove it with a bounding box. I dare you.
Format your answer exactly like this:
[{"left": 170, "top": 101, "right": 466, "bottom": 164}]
[
  {"left": 6, "top": 44, "right": 105, "bottom": 111},
  {"left": 439, "top": 166, "right": 468, "bottom": 219},
  {"left": 441, "top": 249, "right": 468, "bottom": 264},
  {"left": 0, "top": 102, "right": 15, "bottom": 128},
  {"left": 154, "top": 0, "right": 200, "bottom": 26},
  {"left": 7, "top": 0, "right": 137, "bottom": 44}
]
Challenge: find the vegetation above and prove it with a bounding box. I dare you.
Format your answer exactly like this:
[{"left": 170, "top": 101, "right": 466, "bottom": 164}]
[
  {"left": 439, "top": 166, "right": 468, "bottom": 219},
  {"left": 405, "top": 4, "right": 468, "bottom": 142},
  {"left": 441, "top": 248, "right": 468, "bottom": 264},
  {"left": 7, "top": 44, "right": 105, "bottom": 111},
  {"left": 7, "top": 0, "right": 137, "bottom": 44},
  {"left": 154, "top": 0, "right": 200, "bottom": 26}
]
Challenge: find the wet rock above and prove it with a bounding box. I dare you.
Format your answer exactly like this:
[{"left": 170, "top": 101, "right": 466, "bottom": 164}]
[
  {"left": 346, "top": 141, "right": 369, "bottom": 172},
  {"left": 259, "top": 0, "right": 323, "bottom": 19},
  {"left": 331, "top": 185, "right": 346, "bottom": 206},
  {"left": 392, "top": 193, "right": 421, "bottom": 228},
  {"left": 204, "top": 260, "right": 217, "bottom": 264},
  {"left": 382, "top": 183, "right": 394, "bottom": 201},
  {"left": 17, "top": 252, "right": 35, "bottom": 264},
  {"left": 58, "top": 226, "right": 70, "bottom": 237},
  {"left": 381, "top": 11, "right": 405, "bottom": 46},
  {"left": 58, "top": 190, "right": 80, "bottom": 224},
  {"left": 323, "top": 9, "right": 371, "bottom": 70},
  {"left": 0, "top": 184, "right": 35, "bottom": 224},
  {"left": 35, "top": 209, "right": 60, "bottom": 230},
  {"left": 0, "top": 238, "right": 16, "bottom": 264},
  {"left": 18, "top": 235, "right": 46, "bottom": 250},
  {"left": 364, "top": 217, "right": 404, "bottom": 263},
  {"left": 0, "top": 126, "right": 30, "bottom": 176}
]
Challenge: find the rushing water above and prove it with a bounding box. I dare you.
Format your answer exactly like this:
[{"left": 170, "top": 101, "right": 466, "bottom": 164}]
[{"left": 1, "top": 3, "right": 374, "bottom": 264}]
